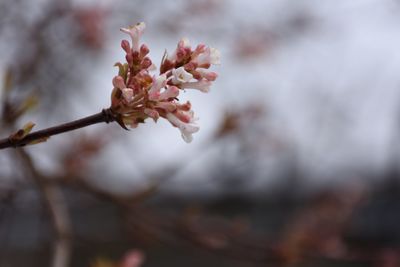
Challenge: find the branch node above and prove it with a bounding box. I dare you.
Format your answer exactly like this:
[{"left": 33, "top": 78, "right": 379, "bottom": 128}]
[
  {"left": 102, "top": 108, "right": 115, "bottom": 124},
  {"left": 8, "top": 136, "right": 18, "bottom": 148}
]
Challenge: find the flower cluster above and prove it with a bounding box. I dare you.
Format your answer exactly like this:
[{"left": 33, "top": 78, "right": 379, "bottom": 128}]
[{"left": 110, "top": 22, "right": 220, "bottom": 143}]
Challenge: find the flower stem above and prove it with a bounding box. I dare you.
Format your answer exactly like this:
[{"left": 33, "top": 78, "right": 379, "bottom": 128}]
[{"left": 0, "top": 108, "right": 116, "bottom": 150}]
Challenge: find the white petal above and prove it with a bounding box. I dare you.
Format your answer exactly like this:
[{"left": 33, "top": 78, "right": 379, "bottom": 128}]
[
  {"left": 179, "top": 124, "right": 199, "bottom": 143},
  {"left": 180, "top": 80, "right": 211, "bottom": 93},
  {"left": 159, "top": 86, "right": 179, "bottom": 100},
  {"left": 179, "top": 37, "right": 191, "bottom": 48},
  {"left": 172, "top": 67, "right": 193, "bottom": 84},
  {"left": 166, "top": 113, "right": 199, "bottom": 143},
  {"left": 148, "top": 74, "right": 167, "bottom": 96},
  {"left": 120, "top": 22, "right": 146, "bottom": 51},
  {"left": 181, "top": 132, "right": 193, "bottom": 143}
]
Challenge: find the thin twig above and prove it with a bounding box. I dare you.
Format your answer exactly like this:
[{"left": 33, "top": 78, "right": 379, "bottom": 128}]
[
  {"left": 0, "top": 108, "right": 116, "bottom": 150},
  {"left": 17, "top": 149, "right": 72, "bottom": 267}
]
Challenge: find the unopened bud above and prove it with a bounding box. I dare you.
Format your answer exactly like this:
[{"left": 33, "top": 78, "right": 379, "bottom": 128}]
[
  {"left": 112, "top": 75, "right": 126, "bottom": 89},
  {"left": 184, "top": 62, "right": 197, "bottom": 71},
  {"left": 141, "top": 57, "right": 152, "bottom": 69},
  {"left": 178, "top": 101, "right": 192, "bottom": 111},
  {"left": 121, "top": 40, "right": 131, "bottom": 54},
  {"left": 140, "top": 44, "right": 150, "bottom": 57}
]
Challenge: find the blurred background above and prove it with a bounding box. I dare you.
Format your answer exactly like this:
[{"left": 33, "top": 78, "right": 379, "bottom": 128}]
[{"left": 1, "top": 0, "right": 400, "bottom": 266}]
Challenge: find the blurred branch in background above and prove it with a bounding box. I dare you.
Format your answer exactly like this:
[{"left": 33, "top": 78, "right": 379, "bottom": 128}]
[
  {"left": 18, "top": 149, "right": 72, "bottom": 267},
  {"left": 1, "top": 0, "right": 400, "bottom": 267}
]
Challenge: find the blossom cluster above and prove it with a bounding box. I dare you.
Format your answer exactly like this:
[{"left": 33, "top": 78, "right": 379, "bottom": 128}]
[{"left": 110, "top": 22, "right": 220, "bottom": 142}]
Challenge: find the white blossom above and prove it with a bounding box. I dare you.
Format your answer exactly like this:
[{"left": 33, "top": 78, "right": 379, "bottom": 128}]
[
  {"left": 171, "top": 67, "right": 193, "bottom": 85},
  {"left": 120, "top": 22, "right": 146, "bottom": 52},
  {"left": 166, "top": 113, "right": 200, "bottom": 143},
  {"left": 180, "top": 79, "right": 212, "bottom": 93}
]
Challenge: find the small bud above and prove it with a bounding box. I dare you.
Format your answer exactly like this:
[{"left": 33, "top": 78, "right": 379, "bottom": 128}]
[
  {"left": 120, "top": 22, "right": 146, "bottom": 52},
  {"left": 140, "top": 44, "right": 150, "bottom": 57},
  {"left": 174, "top": 110, "right": 192, "bottom": 123},
  {"left": 184, "top": 62, "right": 197, "bottom": 71},
  {"left": 159, "top": 86, "right": 179, "bottom": 100},
  {"left": 178, "top": 101, "right": 192, "bottom": 111},
  {"left": 141, "top": 57, "right": 152, "bottom": 69},
  {"left": 121, "top": 40, "right": 131, "bottom": 54},
  {"left": 9, "top": 121, "right": 36, "bottom": 142},
  {"left": 195, "top": 69, "right": 218, "bottom": 81},
  {"left": 192, "top": 44, "right": 206, "bottom": 57},
  {"left": 22, "top": 122, "right": 35, "bottom": 137},
  {"left": 112, "top": 76, "right": 126, "bottom": 89}
]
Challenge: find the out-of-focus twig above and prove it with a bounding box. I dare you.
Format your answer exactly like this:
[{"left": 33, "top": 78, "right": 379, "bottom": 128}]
[{"left": 17, "top": 149, "right": 72, "bottom": 267}]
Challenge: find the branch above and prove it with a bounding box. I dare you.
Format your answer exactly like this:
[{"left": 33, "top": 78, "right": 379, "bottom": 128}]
[
  {"left": 0, "top": 108, "right": 117, "bottom": 149},
  {"left": 17, "top": 149, "right": 72, "bottom": 267}
]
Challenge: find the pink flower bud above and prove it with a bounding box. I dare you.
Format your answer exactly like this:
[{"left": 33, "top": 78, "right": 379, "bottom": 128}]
[
  {"left": 120, "top": 22, "right": 146, "bottom": 52},
  {"left": 140, "top": 44, "right": 150, "bottom": 57},
  {"left": 195, "top": 69, "right": 218, "bottom": 81},
  {"left": 121, "top": 40, "right": 131, "bottom": 54},
  {"left": 184, "top": 62, "right": 197, "bottom": 71},
  {"left": 148, "top": 91, "right": 161, "bottom": 101},
  {"left": 158, "top": 86, "right": 179, "bottom": 100},
  {"left": 177, "top": 101, "right": 192, "bottom": 111},
  {"left": 194, "top": 44, "right": 206, "bottom": 55},
  {"left": 141, "top": 57, "right": 152, "bottom": 69},
  {"left": 204, "top": 71, "right": 218, "bottom": 81},
  {"left": 112, "top": 76, "right": 126, "bottom": 89},
  {"left": 174, "top": 110, "right": 193, "bottom": 123}
]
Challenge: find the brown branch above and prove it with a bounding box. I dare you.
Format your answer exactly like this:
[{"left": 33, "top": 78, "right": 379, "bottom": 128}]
[
  {"left": 0, "top": 108, "right": 116, "bottom": 149},
  {"left": 17, "top": 149, "right": 72, "bottom": 267}
]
